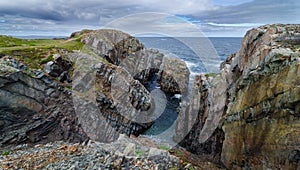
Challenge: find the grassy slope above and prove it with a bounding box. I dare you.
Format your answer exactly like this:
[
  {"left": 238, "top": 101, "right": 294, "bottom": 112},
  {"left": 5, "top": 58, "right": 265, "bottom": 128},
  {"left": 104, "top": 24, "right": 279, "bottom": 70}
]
[{"left": 0, "top": 35, "right": 84, "bottom": 69}]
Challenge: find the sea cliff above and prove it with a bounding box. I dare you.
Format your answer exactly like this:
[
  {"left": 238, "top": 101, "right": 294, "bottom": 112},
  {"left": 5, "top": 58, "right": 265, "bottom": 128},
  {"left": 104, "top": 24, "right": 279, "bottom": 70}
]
[
  {"left": 176, "top": 24, "right": 300, "bottom": 169},
  {"left": 0, "top": 24, "right": 299, "bottom": 169}
]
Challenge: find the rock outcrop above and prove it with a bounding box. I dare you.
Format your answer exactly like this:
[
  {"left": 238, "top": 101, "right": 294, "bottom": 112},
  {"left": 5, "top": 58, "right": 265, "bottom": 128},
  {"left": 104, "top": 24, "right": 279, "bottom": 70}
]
[
  {"left": 176, "top": 24, "right": 300, "bottom": 169},
  {"left": 0, "top": 29, "right": 190, "bottom": 146},
  {"left": 81, "top": 29, "right": 190, "bottom": 95},
  {"left": 0, "top": 57, "right": 88, "bottom": 146},
  {"left": 3, "top": 24, "right": 298, "bottom": 169}
]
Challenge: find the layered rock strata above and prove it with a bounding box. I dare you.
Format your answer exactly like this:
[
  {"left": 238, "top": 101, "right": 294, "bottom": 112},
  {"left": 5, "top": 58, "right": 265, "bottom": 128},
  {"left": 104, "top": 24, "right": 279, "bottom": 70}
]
[
  {"left": 176, "top": 24, "right": 300, "bottom": 169},
  {"left": 0, "top": 29, "right": 189, "bottom": 146}
]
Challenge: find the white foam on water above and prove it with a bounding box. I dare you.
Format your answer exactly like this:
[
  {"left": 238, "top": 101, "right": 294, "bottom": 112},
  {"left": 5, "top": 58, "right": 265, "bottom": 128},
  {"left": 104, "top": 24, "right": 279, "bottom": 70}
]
[
  {"left": 185, "top": 61, "right": 197, "bottom": 69},
  {"left": 173, "top": 94, "right": 182, "bottom": 99}
]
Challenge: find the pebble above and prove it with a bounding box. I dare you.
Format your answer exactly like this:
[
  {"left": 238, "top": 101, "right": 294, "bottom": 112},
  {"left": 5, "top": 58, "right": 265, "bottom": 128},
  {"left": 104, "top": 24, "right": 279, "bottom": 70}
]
[{"left": 0, "top": 137, "right": 184, "bottom": 170}]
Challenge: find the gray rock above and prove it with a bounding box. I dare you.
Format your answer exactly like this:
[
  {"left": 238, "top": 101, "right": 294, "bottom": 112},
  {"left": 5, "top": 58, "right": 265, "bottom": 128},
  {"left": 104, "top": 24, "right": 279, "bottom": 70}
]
[
  {"left": 175, "top": 24, "right": 300, "bottom": 169},
  {"left": 123, "top": 143, "right": 136, "bottom": 156}
]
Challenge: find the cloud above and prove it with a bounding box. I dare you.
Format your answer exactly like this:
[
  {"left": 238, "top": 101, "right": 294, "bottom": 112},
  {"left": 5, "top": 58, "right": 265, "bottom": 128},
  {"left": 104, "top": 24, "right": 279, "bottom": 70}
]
[
  {"left": 104, "top": 13, "right": 206, "bottom": 37},
  {"left": 199, "top": 0, "right": 300, "bottom": 24},
  {"left": 0, "top": 0, "right": 217, "bottom": 22},
  {"left": 206, "top": 22, "right": 262, "bottom": 27},
  {"left": 0, "top": 0, "right": 299, "bottom": 37},
  {"left": 212, "top": 0, "right": 253, "bottom": 6},
  {"left": 0, "top": 0, "right": 219, "bottom": 36}
]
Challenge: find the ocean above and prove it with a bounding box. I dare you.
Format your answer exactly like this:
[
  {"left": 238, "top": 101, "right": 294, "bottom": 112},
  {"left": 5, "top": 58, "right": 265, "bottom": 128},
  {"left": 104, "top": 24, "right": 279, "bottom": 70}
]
[
  {"left": 137, "top": 37, "right": 242, "bottom": 144},
  {"left": 138, "top": 37, "right": 242, "bottom": 75}
]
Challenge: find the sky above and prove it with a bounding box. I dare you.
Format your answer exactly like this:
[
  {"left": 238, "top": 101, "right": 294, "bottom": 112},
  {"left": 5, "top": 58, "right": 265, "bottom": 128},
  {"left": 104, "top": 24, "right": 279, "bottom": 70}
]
[{"left": 0, "top": 0, "right": 299, "bottom": 37}]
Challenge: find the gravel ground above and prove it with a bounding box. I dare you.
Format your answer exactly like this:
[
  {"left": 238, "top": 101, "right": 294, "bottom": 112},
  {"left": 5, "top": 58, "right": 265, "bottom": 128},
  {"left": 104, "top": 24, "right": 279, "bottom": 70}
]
[{"left": 0, "top": 135, "right": 222, "bottom": 170}]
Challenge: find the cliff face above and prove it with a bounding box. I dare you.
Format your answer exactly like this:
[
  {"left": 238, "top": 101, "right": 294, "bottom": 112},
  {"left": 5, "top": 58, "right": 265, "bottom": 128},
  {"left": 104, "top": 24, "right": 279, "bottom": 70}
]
[
  {"left": 82, "top": 30, "right": 189, "bottom": 95},
  {"left": 0, "top": 29, "right": 189, "bottom": 146},
  {"left": 0, "top": 58, "right": 88, "bottom": 145},
  {"left": 176, "top": 24, "right": 300, "bottom": 169},
  {"left": 1, "top": 25, "right": 299, "bottom": 169}
]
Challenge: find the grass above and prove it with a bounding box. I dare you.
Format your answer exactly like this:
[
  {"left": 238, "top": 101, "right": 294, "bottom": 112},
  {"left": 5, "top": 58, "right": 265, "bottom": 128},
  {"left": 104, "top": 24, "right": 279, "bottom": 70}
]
[
  {"left": 135, "top": 149, "right": 144, "bottom": 157},
  {"left": 0, "top": 35, "right": 84, "bottom": 69},
  {"left": 159, "top": 145, "right": 170, "bottom": 151},
  {"left": 0, "top": 35, "right": 83, "bottom": 50}
]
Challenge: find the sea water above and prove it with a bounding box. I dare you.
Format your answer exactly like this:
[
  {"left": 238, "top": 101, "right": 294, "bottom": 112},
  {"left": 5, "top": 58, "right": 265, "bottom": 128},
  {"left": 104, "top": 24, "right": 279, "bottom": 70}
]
[{"left": 137, "top": 37, "right": 242, "bottom": 143}]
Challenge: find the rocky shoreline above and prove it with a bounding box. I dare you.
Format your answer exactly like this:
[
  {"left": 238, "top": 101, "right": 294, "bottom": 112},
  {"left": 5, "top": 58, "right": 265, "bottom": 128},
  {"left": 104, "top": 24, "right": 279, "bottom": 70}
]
[{"left": 0, "top": 24, "right": 300, "bottom": 169}]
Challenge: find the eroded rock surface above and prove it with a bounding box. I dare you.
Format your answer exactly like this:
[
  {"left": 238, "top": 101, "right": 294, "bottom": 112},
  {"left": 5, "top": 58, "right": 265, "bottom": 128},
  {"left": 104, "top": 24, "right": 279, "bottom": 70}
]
[
  {"left": 0, "top": 58, "right": 87, "bottom": 146},
  {"left": 81, "top": 29, "right": 190, "bottom": 96},
  {"left": 0, "top": 29, "right": 190, "bottom": 147},
  {"left": 176, "top": 24, "right": 300, "bottom": 169}
]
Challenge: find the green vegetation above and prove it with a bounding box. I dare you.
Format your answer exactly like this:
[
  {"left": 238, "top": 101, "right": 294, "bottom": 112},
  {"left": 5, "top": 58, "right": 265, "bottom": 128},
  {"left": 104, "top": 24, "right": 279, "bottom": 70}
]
[
  {"left": 174, "top": 150, "right": 183, "bottom": 156},
  {"left": 0, "top": 35, "right": 83, "bottom": 50},
  {"left": 204, "top": 72, "right": 219, "bottom": 77},
  {"left": 2, "top": 151, "right": 10, "bottom": 156},
  {"left": 135, "top": 149, "right": 144, "bottom": 157},
  {"left": 189, "top": 166, "right": 195, "bottom": 170},
  {"left": 159, "top": 145, "right": 170, "bottom": 151},
  {"left": 0, "top": 35, "right": 84, "bottom": 69}
]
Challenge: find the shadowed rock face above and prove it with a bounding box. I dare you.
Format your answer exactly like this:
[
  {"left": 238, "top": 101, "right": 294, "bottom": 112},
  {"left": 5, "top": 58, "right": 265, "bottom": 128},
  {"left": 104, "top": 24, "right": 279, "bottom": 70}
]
[
  {"left": 0, "top": 67, "right": 88, "bottom": 146},
  {"left": 175, "top": 74, "right": 226, "bottom": 163},
  {"left": 0, "top": 29, "right": 190, "bottom": 146},
  {"left": 176, "top": 24, "right": 300, "bottom": 169}
]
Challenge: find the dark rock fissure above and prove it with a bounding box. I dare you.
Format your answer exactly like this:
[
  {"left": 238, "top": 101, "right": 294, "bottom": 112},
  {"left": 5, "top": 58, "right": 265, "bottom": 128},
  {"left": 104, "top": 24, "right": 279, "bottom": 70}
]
[{"left": 139, "top": 70, "right": 180, "bottom": 136}]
